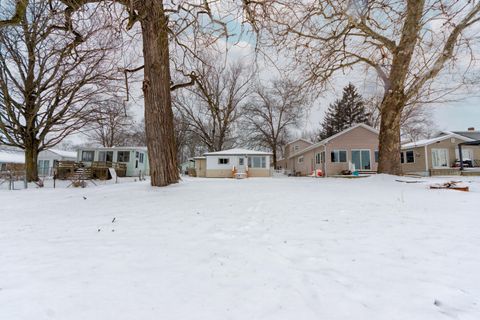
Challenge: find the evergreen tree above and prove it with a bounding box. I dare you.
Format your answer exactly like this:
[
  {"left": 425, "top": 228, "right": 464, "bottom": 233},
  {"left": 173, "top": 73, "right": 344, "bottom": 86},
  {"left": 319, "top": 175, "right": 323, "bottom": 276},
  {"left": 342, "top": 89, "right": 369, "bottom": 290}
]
[{"left": 318, "top": 83, "right": 370, "bottom": 140}]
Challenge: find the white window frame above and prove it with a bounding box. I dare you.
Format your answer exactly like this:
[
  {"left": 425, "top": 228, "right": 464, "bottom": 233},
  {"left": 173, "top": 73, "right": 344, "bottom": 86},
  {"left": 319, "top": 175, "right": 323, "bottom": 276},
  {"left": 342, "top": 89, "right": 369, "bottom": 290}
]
[
  {"left": 81, "top": 150, "right": 94, "bottom": 162},
  {"left": 315, "top": 153, "right": 321, "bottom": 164},
  {"left": 117, "top": 151, "right": 131, "bottom": 163},
  {"left": 298, "top": 156, "right": 304, "bottom": 164},
  {"left": 351, "top": 149, "right": 372, "bottom": 170},
  {"left": 248, "top": 156, "right": 266, "bottom": 168},
  {"left": 431, "top": 148, "right": 449, "bottom": 168},
  {"left": 331, "top": 150, "right": 347, "bottom": 163}
]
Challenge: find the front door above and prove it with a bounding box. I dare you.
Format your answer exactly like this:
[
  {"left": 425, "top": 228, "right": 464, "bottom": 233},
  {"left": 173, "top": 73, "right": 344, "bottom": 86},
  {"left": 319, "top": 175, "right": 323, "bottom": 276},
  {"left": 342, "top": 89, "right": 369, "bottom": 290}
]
[
  {"left": 351, "top": 150, "right": 371, "bottom": 170},
  {"left": 432, "top": 148, "right": 449, "bottom": 168},
  {"left": 237, "top": 157, "right": 246, "bottom": 173}
]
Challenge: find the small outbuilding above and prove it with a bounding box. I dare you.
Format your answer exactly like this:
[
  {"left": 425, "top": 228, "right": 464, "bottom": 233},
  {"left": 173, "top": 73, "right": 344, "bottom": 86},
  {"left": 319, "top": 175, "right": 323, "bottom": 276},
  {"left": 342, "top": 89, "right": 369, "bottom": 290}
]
[{"left": 194, "top": 148, "right": 272, "bottom": 178}]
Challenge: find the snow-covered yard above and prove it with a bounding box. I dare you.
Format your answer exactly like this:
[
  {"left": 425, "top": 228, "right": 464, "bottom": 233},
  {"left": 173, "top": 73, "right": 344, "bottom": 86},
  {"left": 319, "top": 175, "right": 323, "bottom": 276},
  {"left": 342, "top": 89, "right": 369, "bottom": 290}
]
[{"left": 1, "top": 175, "right": 480, "bottom": 320}]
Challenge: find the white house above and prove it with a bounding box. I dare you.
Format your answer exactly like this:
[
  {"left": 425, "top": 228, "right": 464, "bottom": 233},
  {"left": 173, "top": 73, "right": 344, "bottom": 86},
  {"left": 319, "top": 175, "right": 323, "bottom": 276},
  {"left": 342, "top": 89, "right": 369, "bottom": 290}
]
[
  {"left": 194, "top": 148, "right": 272, "bottom": 178},
  {"left": 76, "top": 146, "right": 149, "bottom": 177},
  {"left": 0, "top": 147, "right": 76, "bottom": 175},
  {"left": 37, "top": 149, "right": 77, "bottom": 176},
  {"left": 0, "top": 148, "right": 24, "bottom": 171}
]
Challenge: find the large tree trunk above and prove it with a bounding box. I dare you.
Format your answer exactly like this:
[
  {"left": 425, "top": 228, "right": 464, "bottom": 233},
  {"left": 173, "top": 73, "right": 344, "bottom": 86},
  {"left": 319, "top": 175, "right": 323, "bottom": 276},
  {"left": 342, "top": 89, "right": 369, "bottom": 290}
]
[
  {"left": 25, "top": 141, "right": 39, "bottom": 182},
  {"left": 272, "top": 147, "right": 277, "bottom": 169},
  {"left": 139, "top": 2, "right": 179, "bottom": 186},
  {"left": 377, "top": 93, "right": 404, "bottom": 175},
  {"left": 377, "top": 0, "right": 424, "bottom": 176}
]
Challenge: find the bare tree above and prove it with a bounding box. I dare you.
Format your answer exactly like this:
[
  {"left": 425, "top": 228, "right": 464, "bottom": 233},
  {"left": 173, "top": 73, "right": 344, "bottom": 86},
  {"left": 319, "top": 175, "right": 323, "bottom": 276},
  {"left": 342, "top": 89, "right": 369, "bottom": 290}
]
[
  {"left": 88, "top": 97, "right": 135, "bottom": 147},
  {"left": 174, "top": 57, "right": 252, "bottom": 152},
  {"left": 244, "top": 0, "right": 480, "bottom": 174},
  {"left": 2, "top": 0, "right": 239, "bottom": 186},
  {"left": 0, "top": 0, "right": 119, "bottom": 181},
  {"left": 365, "top": 97, "right": 437, "bottom": 142},
  {"left": 243, "top": 78, "right": 308, "bottom": 168}
]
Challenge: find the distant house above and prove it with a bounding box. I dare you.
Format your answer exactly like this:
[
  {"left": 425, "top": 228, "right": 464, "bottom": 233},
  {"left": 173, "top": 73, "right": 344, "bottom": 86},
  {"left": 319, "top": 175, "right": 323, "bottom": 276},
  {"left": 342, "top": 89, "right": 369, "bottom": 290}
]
[
  {"left": 0, "top": 147, "right": 76, "bottom": 175},
  {"left": 76, "top": 147, "right": 149, "bottom": 177},
  {"left": 401, "top": 128, "right": 480, "bottom": 176},
  {"left": 37, "top": 149, "right": 77, "bottom": 176},
  {"left": 278, "top": 124, "right": 379, "bottom": 176},
  {"left": 0, "top": 148, "right": 25, "bottom": 171},
  {"left": 194, "top": 148, "right": 272, "bottom": 178}
]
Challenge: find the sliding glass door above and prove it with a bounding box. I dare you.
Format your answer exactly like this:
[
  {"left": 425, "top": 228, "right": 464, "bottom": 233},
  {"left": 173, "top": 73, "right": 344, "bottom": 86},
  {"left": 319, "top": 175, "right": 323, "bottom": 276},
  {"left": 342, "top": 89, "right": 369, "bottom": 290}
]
[{"left": 351, "top": 150, "right": 371, "bottom": 170}]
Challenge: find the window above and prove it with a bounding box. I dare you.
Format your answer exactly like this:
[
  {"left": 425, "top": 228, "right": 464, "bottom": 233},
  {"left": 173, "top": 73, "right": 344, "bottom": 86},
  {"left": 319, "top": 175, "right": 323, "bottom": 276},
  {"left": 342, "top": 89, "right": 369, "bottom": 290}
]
[
  {"left": 374, "top": 151, "right": 379, "bottom": 163},
  {"left": 98, "top": 151, "right": 113, "bottom": 162},
  {"left": 405, "top": 150, "right": 414, "bottom": 163},
  {"left": 248, "top": 156, "right": 267, "bottom": 168},
  {"left": 294, "top": 145, "right": 300, "bottom": 151},
  {"left": 239, "top": 158, "right": 244, "bottom": 165},
  {"left": 81, "top": 151, "right": 94, "bottom": 162},
  {"left": 351, "top": 150, "right": 371, "bottom": 170},
  {"left": 38, "top": 160, "right": 50, "bottom": 176},
  {"left": 315, "top": 153, "right": 321, "bottom": 164},
  {"left": 218, "top": 158, "right": 229, "bottom": 165},
  {"left": 298, "top": 156, "right": 304, "bottom": 164},
  {"left": 139, "top": 153, "right": 144, "bottom": 163},
  {"left": 432, "top": 149, "right": 449, "bottom": 168},
  {"left": 331, "top": 150, "right": 347, "bottom": 163},
  {"left": 117, "top": 151, "right": 130, "bottom": 163},
  {"left": 400, "top": 151, "right": 414, "bottom": 164}
]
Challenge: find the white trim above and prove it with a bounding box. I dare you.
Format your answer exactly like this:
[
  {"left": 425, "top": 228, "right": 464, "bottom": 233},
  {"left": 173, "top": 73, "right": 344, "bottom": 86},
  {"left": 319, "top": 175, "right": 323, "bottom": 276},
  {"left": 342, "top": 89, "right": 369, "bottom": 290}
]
[
  {"left": 402, "top": 133, "right": 472, "bottom": 149},
  {"left": 351, "top": 149, "right": 372, "bottom": 170},
  {"left": 424, "top": 145, "right": 429, "bottom": 173},
  {"left": 331, "top": 149, "right": 348, "bottom": 163},
  {"left": 431, "top": 148, "right": 450, "bottom": 169}
]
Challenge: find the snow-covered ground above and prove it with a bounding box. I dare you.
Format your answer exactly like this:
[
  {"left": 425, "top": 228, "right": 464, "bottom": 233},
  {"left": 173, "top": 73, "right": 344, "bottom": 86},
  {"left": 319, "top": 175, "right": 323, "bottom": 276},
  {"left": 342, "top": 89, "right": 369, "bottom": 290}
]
[{"left": 1, "top": 175, "right": 480, "bottom": 320}]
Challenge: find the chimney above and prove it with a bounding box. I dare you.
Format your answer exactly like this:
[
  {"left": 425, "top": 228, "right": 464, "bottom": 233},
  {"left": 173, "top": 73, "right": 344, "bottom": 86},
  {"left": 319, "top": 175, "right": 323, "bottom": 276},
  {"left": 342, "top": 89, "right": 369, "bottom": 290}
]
[{"left": 468, "top": 127, "right": 475, "bottom": 131}]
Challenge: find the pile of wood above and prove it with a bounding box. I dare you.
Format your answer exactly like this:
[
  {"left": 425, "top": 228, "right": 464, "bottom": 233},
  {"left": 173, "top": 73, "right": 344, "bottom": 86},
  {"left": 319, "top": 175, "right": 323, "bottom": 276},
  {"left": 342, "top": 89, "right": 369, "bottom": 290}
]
[{"left": 429, "top": 181, "right": 469, "bottom": 192}]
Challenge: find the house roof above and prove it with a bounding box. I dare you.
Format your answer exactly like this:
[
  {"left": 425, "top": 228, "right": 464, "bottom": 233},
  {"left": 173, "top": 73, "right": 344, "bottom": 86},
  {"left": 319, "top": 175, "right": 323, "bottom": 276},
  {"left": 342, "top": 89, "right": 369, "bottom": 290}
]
[
  {"left": 401, "top": 133, "right": 473, "bottom": 149},
  {"left": 78, "top": 146, "right": 148, "bottom": 151},
  {"left": 285, "top": 138, "right": 313, "bottom": 146},
  {"left": 48, "top": 149, "right": 77, "bottom": 158},
  {"left": 203, "top": 148, "right": 272, "bottom": 156},
  {"left": 288, "top": 123, "right": 379, "bottom": 158},
  {"left": 0, "top": 149, "right": 24, "bottom": 164},
  {"left": 451, "top": 131, "right": 480, "bottom": 140}
]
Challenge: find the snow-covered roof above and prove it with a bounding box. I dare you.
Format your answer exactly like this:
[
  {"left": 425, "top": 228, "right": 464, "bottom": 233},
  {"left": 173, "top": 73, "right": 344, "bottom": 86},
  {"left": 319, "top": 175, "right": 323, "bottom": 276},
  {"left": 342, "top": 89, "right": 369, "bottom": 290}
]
[
  {"left": 401, "top": 133, "right": 473, "bottom": 149},
  {"left": 48, "top": 149, "right": 77, "bottom": 159},
  {"left": 0, "top": 149, "right": 24, "bottom": 164},
  {"left": 204, "top": 148, "right": 272, "bottom": 156}
]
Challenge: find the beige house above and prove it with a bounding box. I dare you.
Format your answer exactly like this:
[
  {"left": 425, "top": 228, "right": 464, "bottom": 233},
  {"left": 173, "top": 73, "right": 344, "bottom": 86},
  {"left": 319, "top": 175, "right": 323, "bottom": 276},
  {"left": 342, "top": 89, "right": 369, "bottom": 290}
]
[
  {"left": 194, "top": 148, "right": 272, "bottom": 178},
  {"left": 401, "top": 130, "right": 480, "bottom": 176},
  {"left": 279, "top": 124, "right": 379, "bottom": 176}
]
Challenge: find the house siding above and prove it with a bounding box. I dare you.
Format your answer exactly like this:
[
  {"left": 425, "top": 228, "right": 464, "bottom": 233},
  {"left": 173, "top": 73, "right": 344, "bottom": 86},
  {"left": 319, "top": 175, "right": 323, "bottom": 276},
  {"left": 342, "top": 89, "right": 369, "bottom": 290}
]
[
  {"left": 402, "top": 136, "right": 476, "bottom": 175},
  {"left": 286, "top": 126, "right": 379, "bottom": 176},
  {"left": 324, "top": 126, "right": 379, "bottom": 176}
]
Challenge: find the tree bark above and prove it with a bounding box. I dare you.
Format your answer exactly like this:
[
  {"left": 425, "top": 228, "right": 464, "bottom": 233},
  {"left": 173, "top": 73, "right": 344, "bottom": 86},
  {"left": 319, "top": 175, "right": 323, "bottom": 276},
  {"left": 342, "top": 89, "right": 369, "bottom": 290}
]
[
  {"left": 25, "top": 139, "right": 39, "bottom": 182},
  {"left": 139, "top": 2, "right": 179, "bottom": 186},
  {"left": 377, "top": 92, "right": 404, "bottom": 175},
  {"left": 377, "top": 0, "right": 424, "bottom": 176},
  {"left": 272, "top": 147, "right": 277, "bottom": 169}
]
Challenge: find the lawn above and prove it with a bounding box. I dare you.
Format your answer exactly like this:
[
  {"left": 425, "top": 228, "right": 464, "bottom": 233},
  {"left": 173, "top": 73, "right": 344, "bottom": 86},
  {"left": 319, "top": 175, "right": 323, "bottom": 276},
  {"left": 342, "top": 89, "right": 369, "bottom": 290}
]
[{"left": 1, "top": 175, "right": 479, "bottom": 319}]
